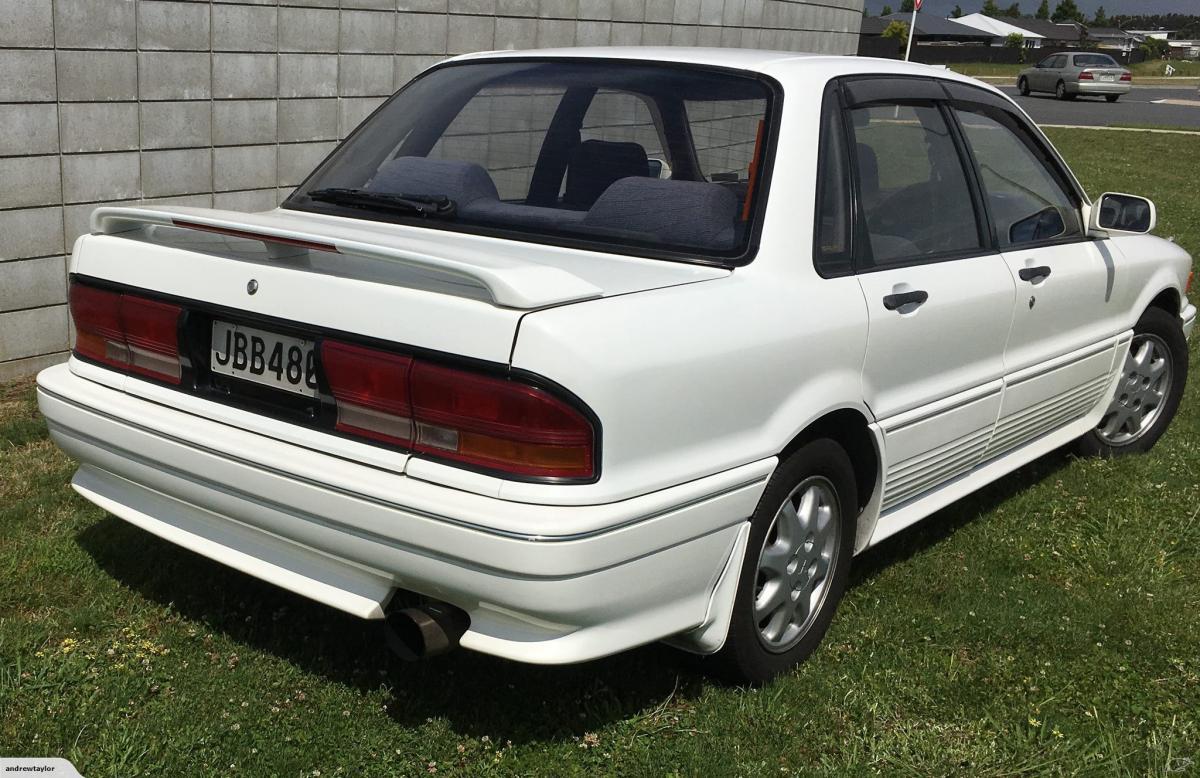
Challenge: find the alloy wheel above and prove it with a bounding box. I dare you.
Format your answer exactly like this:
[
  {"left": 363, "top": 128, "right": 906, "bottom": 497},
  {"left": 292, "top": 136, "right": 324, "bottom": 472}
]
[
  {"left": 753, "top": 476, "right": 840, "bottom": 653},
  {"left": 1096, "top": 334, "right": 1174, "bottom": 446}
]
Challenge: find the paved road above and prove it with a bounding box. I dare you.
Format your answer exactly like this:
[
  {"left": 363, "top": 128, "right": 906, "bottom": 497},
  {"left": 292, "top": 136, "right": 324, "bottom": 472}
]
[{"left": 995, "top": 85, "right": 1200, "bottom": 130}]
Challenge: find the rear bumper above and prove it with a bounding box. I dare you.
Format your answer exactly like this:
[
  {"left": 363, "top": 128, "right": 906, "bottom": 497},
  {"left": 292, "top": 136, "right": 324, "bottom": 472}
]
[
  {"left": 1071, "top": 81, "right": 1132, "bottom": 95},
  {"left": 37, "top": 363, "right": 771, "bottom": 663},
  {"left": 1183, "top": 303, "right": 1196, "bottom": 340}
]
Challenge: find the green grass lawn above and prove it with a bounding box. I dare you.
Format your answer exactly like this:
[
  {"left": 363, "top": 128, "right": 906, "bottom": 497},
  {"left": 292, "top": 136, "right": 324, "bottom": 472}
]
[
  {"left": 2, "top": 129, "right": 1199, "bottom": 776},
  {"left": 948, "top": 62, "right": 1028, "bottom": 78}
]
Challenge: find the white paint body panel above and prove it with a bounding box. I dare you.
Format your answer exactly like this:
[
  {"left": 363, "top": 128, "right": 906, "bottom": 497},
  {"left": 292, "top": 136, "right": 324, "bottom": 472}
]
[{"left": 39, "top": 49, "right": 1195, "bottom": 664}]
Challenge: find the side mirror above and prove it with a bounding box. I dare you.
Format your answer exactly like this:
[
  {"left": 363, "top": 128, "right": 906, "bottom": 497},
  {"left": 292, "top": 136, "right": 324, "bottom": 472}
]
[{"left": 1089, "top": 192, "right": 1156, "bottom": 237}]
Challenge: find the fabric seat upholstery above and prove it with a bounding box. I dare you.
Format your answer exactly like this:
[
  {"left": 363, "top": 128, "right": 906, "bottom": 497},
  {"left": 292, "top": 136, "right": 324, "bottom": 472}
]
[
  {"left": 583, "top": 178, "right": 738, "bottom": 249},
  {"left": 366, "top": 157, "right": 499, "bottom": 207},
  {"left": 563, "top": 140, "right": 650, "bottom": 210}
]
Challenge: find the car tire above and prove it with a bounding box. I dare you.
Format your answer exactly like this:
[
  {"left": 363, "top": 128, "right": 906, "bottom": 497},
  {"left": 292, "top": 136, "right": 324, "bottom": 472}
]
[
  {"left": 1076, "top": 306, "right": 1188, "bottom": 458},
  {"left": 1056, "top": 81, "right": 1074, "bottom": 100},
  {"left": 1106, "top": 94, "right": 1121, "bottom": 103},
  {"left": 708, "top": 438, "right": 857, "bottom": 685},
  {"left": 1018, "top": 77, "right": 1031, "bottom": 96}
]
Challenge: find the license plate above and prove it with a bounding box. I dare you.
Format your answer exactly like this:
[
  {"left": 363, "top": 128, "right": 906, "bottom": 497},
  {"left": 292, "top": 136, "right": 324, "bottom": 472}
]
[
  {"left": 1100, "top": 74, "right": 1116, "bottom": 82},
  {"left": 211, "top": 321, "right": 319, "bottom": 397}
]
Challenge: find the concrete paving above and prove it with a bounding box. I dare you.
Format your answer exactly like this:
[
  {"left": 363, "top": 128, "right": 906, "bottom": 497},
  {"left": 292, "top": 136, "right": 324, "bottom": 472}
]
[{"left": 997, "top": 85, "right": 1200, "bottom": 130}]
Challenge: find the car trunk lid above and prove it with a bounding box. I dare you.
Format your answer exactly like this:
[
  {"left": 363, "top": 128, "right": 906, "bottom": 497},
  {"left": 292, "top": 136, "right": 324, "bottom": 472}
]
[
  {"left": 71, "top": 205, "right": 729, "bottom": 463},
  {"left": 92, "top": 205, "right": 729, "bottom": 308},
  {"left": 79, "top": 205, "right": 730, "bottom": 365}
]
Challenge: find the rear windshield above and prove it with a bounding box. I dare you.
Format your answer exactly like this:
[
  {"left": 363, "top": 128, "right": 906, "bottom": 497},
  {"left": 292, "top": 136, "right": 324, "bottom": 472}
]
[
  {"left": 284, "top": 60, "right": 776, "bottom": 262},
  {"left": 1073, "top": 54, "right": 1120, "bottom": 67}
]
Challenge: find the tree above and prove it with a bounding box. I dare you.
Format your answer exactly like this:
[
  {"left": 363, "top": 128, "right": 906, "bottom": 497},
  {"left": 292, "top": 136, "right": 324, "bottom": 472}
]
[
  {"left": 1036, "top": 0, "right": 1050, "bottom": 20},
  {"left": 900, "top": 0, "right": 915, "bottom": 12},
  {"left": 1092, "top": 5, "right": 1108, "bottom": 26},
  {"left": 880, "top": 5, "right": 893, "bottom": 17},
  {"left": 1140, "top": 36, "right": 1170, "bottom": 59},
  {"left": 1004, "top": 3, "right": 1021, "bottom": 17},
  {"left": 981, "top": 0, "right": 1001, "bottom": 18},
  {"left": 950, "top": 5, "right": 963, "bottom": 18},
  {"left": 882, "top": 19, "right": 910, "bottom": 51},
  {"left": 1004, "top": 32, "right": 1027, "bottom": 62},
  {"left": 1051, "top": 0, "right": 1084, "bottom": 24}
]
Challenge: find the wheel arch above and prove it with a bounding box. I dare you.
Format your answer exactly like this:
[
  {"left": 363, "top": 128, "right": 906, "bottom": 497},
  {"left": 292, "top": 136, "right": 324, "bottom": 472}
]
[
  {"left": 1148, "top": 286, "right": 1182, "bottom": 318},
  {"left": 778, "top": 407, "right": 880, "bottom": 522}
]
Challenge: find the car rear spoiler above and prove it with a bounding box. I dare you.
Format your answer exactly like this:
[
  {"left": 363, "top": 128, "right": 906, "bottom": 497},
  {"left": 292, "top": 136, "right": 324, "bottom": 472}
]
[{"left": 90, "top": 205, "right": 603, "bottom": 310}]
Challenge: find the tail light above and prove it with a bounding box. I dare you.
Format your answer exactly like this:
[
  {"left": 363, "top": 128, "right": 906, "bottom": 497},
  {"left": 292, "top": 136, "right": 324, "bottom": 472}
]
[
  {"left": 321, "top": 339, "right": 595, "bottom": 480},
  {"left": 1120, "top": 73, "right": 1132, "bottom": 82},
  {"left": 1079, "top": 71, "right": 1094, "bottom": 80},
  {"left": 70, "top": 282, "right": 182, "bottom": 384},
  {"left": 321, "top": 340, "right": 413, "bottom": 447}
]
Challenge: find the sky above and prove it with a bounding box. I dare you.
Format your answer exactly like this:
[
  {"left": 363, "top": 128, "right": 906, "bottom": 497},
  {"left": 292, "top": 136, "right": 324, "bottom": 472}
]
[{"left": 863, "top": 0, "right": 1197, "bottom": 16}]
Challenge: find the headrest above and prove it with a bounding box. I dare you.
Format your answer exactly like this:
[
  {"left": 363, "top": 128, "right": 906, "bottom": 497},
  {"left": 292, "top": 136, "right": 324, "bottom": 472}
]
[
  {"left": 367, "top": 156, "right": 498, "bottom": 206},
  {"left": 583, "top": 177, "right": 738, "bottom": 249},
  {"left": 563, "top": 140, "right": 650, "bottom": 210}
]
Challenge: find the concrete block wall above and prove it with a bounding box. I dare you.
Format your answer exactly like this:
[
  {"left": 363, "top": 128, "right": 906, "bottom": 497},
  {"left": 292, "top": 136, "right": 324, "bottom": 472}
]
[{"left": 0, "top": 0, "right": 864, "bottom": 382}]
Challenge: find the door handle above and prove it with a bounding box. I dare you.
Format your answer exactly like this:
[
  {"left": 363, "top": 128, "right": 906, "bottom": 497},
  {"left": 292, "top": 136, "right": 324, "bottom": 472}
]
[
  {"left": 882, "top": 290, "right": 929, "bottom": 311},
  {"left": 1019, "top": 265, "right": 1052, "bottom": 282}
]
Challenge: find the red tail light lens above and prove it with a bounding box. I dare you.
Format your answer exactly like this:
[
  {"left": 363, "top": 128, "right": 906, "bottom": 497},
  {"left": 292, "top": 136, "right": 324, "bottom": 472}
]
[
  {"left": 411, "top": 362, "right": 594, "bottom": 479},
  {"left": 122, "top": 296, "right": 184, "bottom": 382},
  {"left": 1120, "top": 73, "right": 1132, "bottom": 82},
  {"left": 71, "top": 284, "right": 126, "bottom": 367},
  {"left": 70, "top": 282, "right": 182, "bottom": 384},
  {"left": 1079, "top": 71, "right": 1094, "bottom": 80},
  {"left": 321, "top": 339, "right": 595, "bottom": 480},
  {"left": 320, "top": 340, "right": 413, "bottom": 447}
]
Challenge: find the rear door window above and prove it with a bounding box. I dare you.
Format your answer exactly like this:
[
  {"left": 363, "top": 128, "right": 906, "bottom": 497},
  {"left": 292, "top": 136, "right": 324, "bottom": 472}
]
[
  {"left": 814, "top": 85, "right": 852, "bottom": 276},
  {"left": 848, "top": 102, "right": 984, "bottom": 266}
]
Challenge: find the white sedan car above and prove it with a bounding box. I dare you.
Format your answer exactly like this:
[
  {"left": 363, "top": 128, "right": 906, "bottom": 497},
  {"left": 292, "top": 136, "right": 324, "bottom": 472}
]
[{"left": 38, "top": 48, "right": 1195, "bottom": 683}]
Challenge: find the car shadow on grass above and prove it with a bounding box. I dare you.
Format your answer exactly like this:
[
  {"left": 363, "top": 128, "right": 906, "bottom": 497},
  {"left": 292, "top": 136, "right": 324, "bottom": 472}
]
[
  {"left": 74, "top": 445, "right": 1077, "bottom": 742},
  {"left": 75, "top": 516, "right": 704, "bottom": 743},
  {"left": 848, "top": 445, "right": 1075, "bottom": 587}
]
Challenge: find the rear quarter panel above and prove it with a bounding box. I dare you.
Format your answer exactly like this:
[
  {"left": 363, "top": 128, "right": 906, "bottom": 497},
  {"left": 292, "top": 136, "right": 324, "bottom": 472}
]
[{"left": 506, "top": 267, "right": 870, "bottom": 505}]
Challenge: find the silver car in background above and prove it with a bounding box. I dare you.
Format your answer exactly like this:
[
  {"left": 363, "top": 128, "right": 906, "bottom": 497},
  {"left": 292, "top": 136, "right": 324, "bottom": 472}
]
[{"left": 1018, "top": 52, "right": 1133, "bottom": 102}]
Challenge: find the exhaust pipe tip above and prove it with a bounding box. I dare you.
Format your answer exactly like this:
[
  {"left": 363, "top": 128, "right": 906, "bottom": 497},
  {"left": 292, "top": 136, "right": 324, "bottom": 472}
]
[{"left": 384, "top": 601, "right": 469, "bottom": 661}]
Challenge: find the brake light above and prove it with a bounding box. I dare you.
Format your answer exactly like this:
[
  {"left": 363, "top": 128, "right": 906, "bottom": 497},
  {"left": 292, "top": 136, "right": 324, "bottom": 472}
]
[
  {"left": 1079, "top": 71, "right": 1094, "bottom": 80},
  {"left": 70, "top": 282, "right": 182, "bottom": 383},
  {"left": 321, "top": 339, "right": 595, "bottom": 480},
  {"left": 411, "top": 362, "right": 594, "bottom": 479},
  {"left": 320, "top": 340, "right": 413, "bottom": 447},
  {"left": 1120, "top": 73, "right": 1132, "bottom": 82}
]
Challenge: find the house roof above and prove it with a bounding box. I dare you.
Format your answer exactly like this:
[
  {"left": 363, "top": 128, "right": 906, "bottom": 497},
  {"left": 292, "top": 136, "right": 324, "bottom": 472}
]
[
  {"left": 1087, "top": 27, "right": 1137, "bottom": 38},
  {"left": 879, "top": 13, "right": 993, "bottom": 40},
  {"left": 953, "top": 12, "right": 1045, "bottom": 39},
  {"left": 1002, "top": 18, "right": 1084, "bottom": 41},
  {"left": 860, "top": 16, "right": 888, "bottom": 36}
]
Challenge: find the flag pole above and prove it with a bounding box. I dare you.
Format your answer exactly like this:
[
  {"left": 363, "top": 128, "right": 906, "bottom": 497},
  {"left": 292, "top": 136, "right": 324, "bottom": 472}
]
[{"left": 904, "top": 2, "right": 919, "bottom": 61}]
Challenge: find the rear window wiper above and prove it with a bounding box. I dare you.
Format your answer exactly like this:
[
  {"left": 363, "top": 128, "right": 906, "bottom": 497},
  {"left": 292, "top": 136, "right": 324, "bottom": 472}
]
[{"left": 306, "top": 188, "right": 457, "bottom": 219}]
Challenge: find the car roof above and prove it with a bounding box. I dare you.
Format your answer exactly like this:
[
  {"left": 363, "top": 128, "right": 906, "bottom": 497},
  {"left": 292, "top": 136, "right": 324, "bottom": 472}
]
[{"left": 444, "top": 46, "right": 1003, "bottom": 94}]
